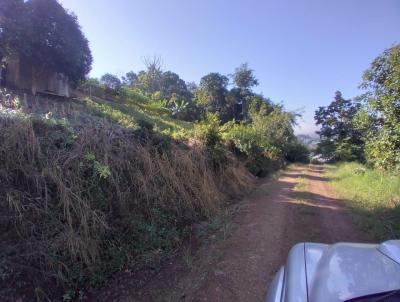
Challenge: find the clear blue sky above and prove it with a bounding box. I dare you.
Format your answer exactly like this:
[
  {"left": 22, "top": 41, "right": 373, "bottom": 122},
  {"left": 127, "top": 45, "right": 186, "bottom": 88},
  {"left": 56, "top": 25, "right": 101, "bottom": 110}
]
[{"left": 61, "top": 0, "right": 400, "bottom": 135}]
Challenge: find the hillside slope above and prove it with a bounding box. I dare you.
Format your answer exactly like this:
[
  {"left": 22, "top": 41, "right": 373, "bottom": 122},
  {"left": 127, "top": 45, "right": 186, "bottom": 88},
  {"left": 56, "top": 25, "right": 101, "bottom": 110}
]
[
  {"left": 0, "top": 88, "right": 193, "bottom": 138},
  {"left": 0, "top": 88, "right": 253, "bottom": 301}
]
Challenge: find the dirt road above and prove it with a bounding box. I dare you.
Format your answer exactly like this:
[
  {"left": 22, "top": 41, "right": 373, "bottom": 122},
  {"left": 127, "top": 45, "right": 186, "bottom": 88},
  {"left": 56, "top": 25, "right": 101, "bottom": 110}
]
[
  {"left": 95, "top": 165, "right": 368, "bottom": 302},
  {"left": 192, "top": 165, "right": 368, "bottom": 302}
]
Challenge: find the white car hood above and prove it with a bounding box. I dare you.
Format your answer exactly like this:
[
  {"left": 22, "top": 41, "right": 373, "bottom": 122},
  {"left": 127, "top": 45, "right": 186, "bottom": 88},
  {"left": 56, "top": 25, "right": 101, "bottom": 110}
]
[{"left": 305, "top": 241, "right": 400, "bottom": 302}]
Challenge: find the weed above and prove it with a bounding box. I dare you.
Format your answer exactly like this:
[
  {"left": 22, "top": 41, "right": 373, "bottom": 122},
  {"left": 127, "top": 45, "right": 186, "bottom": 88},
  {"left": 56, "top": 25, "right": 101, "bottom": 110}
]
[
  {"left": 325, "top": 162, "right": 400, "bottom": 240},
  {"left": 182, "top": 246, "right": 194, "bottom": 270}
]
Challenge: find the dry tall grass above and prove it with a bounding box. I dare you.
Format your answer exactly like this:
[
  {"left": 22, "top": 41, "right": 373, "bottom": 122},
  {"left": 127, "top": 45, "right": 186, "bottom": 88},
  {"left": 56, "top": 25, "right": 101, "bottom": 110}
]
[{"left": 0, "top": 115, "right": 252, "bottom": 300}]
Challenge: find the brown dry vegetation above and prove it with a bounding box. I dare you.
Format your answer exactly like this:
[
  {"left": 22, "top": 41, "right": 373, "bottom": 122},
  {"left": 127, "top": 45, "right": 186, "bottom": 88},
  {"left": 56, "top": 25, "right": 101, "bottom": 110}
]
[{"left": 0, "top": 115, "right": 252, "bottom": 301}]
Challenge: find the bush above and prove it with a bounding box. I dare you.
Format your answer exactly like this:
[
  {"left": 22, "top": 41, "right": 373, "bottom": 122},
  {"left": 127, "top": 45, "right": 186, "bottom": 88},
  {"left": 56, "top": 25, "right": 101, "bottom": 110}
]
[
  {"left": 220, "top": 121, "right": 285, "bottom": 177},
  {"left": 334, "top": 140, "right": 360, "bottom": 162},
  {"left": 285, "top": 140, "right": 310, "bottom": 163},
  {"left": 120, "top": 87, "right": 151, "bottom": 103},
  {"left": 364, "top": 129, "right": 400, "bottom": 172},
  {"left": 221, "top": 122, "right": 264, "bottom": 157},
  {"left": 194, "top": 112, "right": 222, "bottom": 149}
]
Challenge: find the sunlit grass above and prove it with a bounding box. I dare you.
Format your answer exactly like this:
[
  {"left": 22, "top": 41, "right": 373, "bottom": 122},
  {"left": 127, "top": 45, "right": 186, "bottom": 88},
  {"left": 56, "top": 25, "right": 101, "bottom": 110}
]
[
  {"left": 325, "top": 162, "right": 400, "bottom": 240},
  {"left": 84, "top": 97, "right": 193, "bottom": 138}
]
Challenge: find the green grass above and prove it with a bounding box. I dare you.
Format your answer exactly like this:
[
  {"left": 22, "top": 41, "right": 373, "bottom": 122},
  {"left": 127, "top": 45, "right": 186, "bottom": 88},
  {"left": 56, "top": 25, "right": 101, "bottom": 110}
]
[
  {"left": 294, "top": 175, "right": 308, "bottom": 191},
  {"left": 11, "top": 89, "right": 194, "bottom": 139},
  {"left": 325, "top": 162, "right": 400, "bottom": 240},
  {"left": 84, "top": 97, "right": 193, "bottom": 138}
]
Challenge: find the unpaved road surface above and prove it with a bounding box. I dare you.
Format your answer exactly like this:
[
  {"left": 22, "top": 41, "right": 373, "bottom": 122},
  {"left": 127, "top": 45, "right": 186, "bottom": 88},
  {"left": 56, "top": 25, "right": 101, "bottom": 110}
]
[{"left": 94, "top": 165, "right": 368, "bottom": 302}]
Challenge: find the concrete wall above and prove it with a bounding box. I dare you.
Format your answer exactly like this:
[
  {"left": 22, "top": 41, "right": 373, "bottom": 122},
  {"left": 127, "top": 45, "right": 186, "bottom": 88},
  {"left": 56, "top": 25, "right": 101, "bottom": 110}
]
[
  {"left": 47, "top": 73, "right": 70, "bottom": 97},
  {"left": 4, "top": 59, "right": 20, "bottom": 88},
  {"left": 1, "top": 56, "right": 70, "bottom": 97}
]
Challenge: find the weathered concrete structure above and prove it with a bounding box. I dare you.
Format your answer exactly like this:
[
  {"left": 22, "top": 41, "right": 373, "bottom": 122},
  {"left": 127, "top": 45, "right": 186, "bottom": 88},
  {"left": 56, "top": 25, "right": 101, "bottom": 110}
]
[{"left": 0, "top": 56, "right": 70, "bottom": 97}]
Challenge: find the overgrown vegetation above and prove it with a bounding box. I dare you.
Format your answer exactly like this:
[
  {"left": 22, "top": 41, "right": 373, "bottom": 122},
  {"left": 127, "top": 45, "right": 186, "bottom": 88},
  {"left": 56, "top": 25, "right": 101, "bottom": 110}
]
[
  {"left": 78, "top": 58, "right": 308, "bottom": 176},
  {"left": 315, "top": 44, "right": 400, "bottom": 172},
  {"left": 315, "top": 45, "right": 400, "bottom": 243},
  {"left": 325, "top": 162, "right": 400, "bottom": 240},
  {"left": 0, "top": 0, "right": 92, "bottom": 85},
  {"left": 0, "top": 116, "right": 252, "bottom": 300},
  {"left": 0, "top": 1, "right": 309, "bottom": 300},
  {"left": 0, "top": 65, "right": 307, "bottom": 301}
]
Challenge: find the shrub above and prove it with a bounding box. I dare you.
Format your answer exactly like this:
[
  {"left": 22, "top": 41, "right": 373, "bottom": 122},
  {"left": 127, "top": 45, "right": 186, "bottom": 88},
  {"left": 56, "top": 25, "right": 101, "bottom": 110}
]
[
  {"left": 220, "top": 121, "right": 283, "bottom": 176},
  {"left": 194, "top": 112, "right": 222, "bottom": 149},
  {"left": 364, "top": 129, "right": 400, "bottom": 172},
  {"left": 285, "top": 140, "right": 310, "bottom": 163},
  {"left": 120, "top": 87, "right": 151, "bottom": 103},
  {"left": 221, "top": 122, "right": 264, "bottom": 157}
]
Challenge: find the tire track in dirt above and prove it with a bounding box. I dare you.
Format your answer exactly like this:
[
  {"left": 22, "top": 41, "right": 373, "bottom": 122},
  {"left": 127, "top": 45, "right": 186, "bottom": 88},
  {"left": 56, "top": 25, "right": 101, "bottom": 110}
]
[{"left": 192, "top": 164, "right": 368, "bottom": 302}]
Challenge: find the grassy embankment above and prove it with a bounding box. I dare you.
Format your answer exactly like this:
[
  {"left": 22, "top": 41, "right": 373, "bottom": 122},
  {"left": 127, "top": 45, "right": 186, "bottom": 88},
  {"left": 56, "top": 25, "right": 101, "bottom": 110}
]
[
  {"left": 0, "top": 89, "right": 252, "bottom": 301},
  {"left": 5, "top": 88, "right": 193, "bottom": 138},
  {"left": 325, "top": 162, "right": 400, "bottom": 240}
]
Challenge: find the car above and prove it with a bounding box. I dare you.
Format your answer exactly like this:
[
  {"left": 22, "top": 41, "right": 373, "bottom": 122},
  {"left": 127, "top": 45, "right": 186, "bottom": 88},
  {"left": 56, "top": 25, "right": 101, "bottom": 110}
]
[{"left": 266, "top": 240, "right": 400, "bottom": 302}]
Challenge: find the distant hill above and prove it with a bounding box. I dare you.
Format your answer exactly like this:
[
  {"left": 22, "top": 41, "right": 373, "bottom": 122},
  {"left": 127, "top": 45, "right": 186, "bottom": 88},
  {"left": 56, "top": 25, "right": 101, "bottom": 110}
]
[{"left": 297, "top": 134, "right": 319, "bottom": 148}]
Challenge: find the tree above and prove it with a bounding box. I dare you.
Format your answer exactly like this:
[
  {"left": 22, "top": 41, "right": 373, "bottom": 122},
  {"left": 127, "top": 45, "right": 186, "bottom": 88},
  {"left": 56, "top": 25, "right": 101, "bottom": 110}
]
[
  {"left": 121, "top": 71, "right": 138, "bottom": 87},
  {"left": 198, "top": 73, "right": 229, "bottom": 115},
  {"left": 231, "top": 63, "right": 259, "bottom": 119},
  {"left": 159, "top": 71, "right": 191, "bottom": 103},
  {"left": 0, "top": 0, "right": 92, "bottom": 85},
  {"left": 225, "top": 87, "right": 244, "bottom": 121},
  {"left": 247, "top": 94, "right": 273, "bottom": 119},
  {"left": 231, "top": 63, "right": 259, "bottom": 91},
  {"left": 141, "top": 55, "right": 163, "bottom": 93},
  {"left": 252, "top": 106, "right": 297, "bottom": 159},
  {"left": 314, "top": 91, "right": 362, "bottom": 161},
  {"left": 100, "top": 73, "right": 122, "bottom": 92},
  {"left": 0, "top": 0, "right": 29, "bottom": 58},
  {"left": 358, "top": 44, "right": 400, "bottom": 170},
  {"left": 186, "top": 81, "right": 198, "bottom": 95}
]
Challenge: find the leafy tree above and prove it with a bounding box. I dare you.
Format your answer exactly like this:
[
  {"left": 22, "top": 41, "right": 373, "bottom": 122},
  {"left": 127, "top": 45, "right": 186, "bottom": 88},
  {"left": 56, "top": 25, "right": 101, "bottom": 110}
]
[
  {"left": 231, "top": 63, "right": 259, "bottom": 91},
  {"left": 358, "top": 44, "right": 400, "bottom": 170},
  {"left": 252, "top": 107, "right": 297, "bottom": 159},
  {"left": 78, "top": 77, "right": 103, "bottom": 96},
  {"left": 160, "top": 71, "right": 191, "bottom": 103},
  {"left": 186, "top": 81, "right": 198, "bottom": 95},
  {"left": 247, "top": 94, "right": 273, "bottom": 119},
  {"left": 198, "top": 72, "right": 229, "bottom": 115},
  {"left": 222, "top": 103, "right": 301, "bottom": 175},
  {"left": 0, "top": 0, "right": 26, "bottom": 57},
  {"left": 285, "top": 140, "right": 310, "bottom": 163},
  {"left": 314, "top": 91, "right": 362, "bottom": 160},
  {"left": 0, "top": 0, "right": 92, "bottom": 85},
  {"left": 231, "top": 63, "right": 259, "bottom": 119},
  {"left": 136, "top": 70, "right": 148, "bottom": 91},
  {"left": 122, "top": 71, "right": 138, "bottom": 87},
  {"left": 100, "top": 73, "right": 122, "bottom": 92}
]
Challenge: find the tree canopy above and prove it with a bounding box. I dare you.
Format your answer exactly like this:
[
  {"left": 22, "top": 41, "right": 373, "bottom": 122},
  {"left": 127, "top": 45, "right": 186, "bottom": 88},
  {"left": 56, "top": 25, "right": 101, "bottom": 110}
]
[
  {"left": 314, "top": 91, "right": 362, "bottom": 161},
  {"left": 0, "top": 0, "right": 92, "bottom": 85},
  {"left": 122, "top": 71, "right": 138, "bottom": 87},
  {"left": 358, "top": 44, "right": 400, "bottom": 170},
  {"left": 198, "top": 72, "right": 229, "bottom": 114},
  {"left": 100, "top": 73, "right": 122, "bottom": 91},
  {"left": 314, "top": 44, "right": 400, "bottom": 171},
  {"left": 231, "top": 63, "right": 259, "bottom": 91}
]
